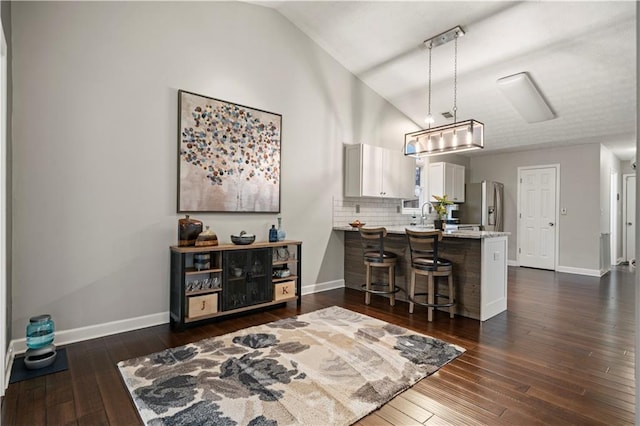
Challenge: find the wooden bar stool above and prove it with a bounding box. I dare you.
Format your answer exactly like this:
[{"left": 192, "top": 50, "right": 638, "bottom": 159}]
[
  {"left": 358, "top": 227, "right": 399, "bottom": 305},
  {"left": 405, "top": 229, "right": 455, "bottom": 321}
]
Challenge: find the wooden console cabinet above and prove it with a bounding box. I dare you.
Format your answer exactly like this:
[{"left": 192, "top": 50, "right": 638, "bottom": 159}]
[{"left": 170, "top": 240, "right": 302, "bottom": 329}]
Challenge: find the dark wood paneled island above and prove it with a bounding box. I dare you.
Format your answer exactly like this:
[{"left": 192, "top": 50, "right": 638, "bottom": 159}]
[{"left": 337, "top": 226, "right": 509, "bottom": 321}]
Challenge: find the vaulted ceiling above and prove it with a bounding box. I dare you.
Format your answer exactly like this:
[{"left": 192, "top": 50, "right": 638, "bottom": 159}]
[{"left": 264, "top": 1, "right": 636, "bottom": 159}]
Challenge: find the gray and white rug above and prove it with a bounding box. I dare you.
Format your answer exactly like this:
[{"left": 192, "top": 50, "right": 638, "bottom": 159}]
[{"left": 118, "top": 306, "right": 465, "bottom": 425}]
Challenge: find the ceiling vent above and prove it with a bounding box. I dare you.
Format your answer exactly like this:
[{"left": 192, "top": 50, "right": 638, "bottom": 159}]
[{"left": 441, "top": 111, "right": 454, "bottom": 119}]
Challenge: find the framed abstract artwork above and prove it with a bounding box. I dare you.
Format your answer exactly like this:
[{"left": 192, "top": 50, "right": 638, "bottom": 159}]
[{"left": 177, "top": 90, "right": 282, "bottom": 213}]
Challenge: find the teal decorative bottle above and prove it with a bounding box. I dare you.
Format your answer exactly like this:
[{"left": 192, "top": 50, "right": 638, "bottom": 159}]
[
  {"left": 277, "top": 217, "right": 286, "bottom": 241},
  {"left": 269, "top": 225, "right": 278, "bottom": 242},
  {"left": 26, "top": 314, "right": 55, "bottom": 349}
]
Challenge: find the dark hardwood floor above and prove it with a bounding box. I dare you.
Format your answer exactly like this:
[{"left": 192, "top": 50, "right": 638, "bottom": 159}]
[{"left": 1, "top": 266, "right": 635, "bottom": 425}]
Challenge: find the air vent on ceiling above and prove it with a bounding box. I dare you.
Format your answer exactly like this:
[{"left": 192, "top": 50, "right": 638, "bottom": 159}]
[{"left": 441, "top": 111, "right": 454, "bottom": 119}]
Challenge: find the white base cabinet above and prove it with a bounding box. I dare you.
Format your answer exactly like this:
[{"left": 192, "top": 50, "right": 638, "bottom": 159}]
[
  {"left": 344, "top": 143, "right": 415, "bottom": 199},
  {"left": 480, "top": 236, "right": 508, "bottom": 321}
]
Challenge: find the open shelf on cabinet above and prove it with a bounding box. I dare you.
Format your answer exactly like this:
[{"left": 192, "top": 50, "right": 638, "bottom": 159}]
[
  {"left": 185, "top": 267, "right": 222, "bottom": 275},
  {"left": 272, "top": 275, "right": 298, "bottom": 283},
  {"left": 186, "top": 288, "right": 222, "bottom": 296},
  {"left": 273, "top": 260, "right": 298, "bottom": 267}
]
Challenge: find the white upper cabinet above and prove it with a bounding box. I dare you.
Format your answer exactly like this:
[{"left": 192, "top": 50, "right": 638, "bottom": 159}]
[
  {"left": 344, "top": 144, "right": 415, "bottom": 199},
  {"left": 383, "top": 146, "right": 416, "bottom": 198},
  {"left": 428, "top": 162, "right": 465, "bottom": 203}
]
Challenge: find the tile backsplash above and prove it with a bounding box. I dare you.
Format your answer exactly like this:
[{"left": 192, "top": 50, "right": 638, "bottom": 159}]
[{"left": 333, "top": 197, "right": 436, "bottom": 227}]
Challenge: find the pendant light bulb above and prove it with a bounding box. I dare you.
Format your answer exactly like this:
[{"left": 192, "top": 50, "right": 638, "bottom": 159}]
[{"left": 424, "top": 114, "right": 435, "bottom": 124}]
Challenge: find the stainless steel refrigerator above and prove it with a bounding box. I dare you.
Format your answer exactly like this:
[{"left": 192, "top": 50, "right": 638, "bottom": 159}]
[{"left": 459, "top": 181, "right": 504, "bottom": 231}]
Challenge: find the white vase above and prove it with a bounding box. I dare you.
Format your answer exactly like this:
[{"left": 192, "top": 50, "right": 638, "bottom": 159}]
[{"left": 277, "top": 217, "right": 286, "bottom": 241}]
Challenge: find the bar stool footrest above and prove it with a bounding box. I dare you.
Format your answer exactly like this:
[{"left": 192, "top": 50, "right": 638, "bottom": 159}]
[
  {"left": 408, "top": 292, "right": 455, "bottom": 308},
  {"left": 361, "top": 283, "right": 402, "bottom": 295}
]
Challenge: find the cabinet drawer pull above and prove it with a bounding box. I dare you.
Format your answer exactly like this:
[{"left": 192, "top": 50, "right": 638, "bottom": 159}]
[{"left": 201, "top": 301, "right": 206, "bottom": 310}]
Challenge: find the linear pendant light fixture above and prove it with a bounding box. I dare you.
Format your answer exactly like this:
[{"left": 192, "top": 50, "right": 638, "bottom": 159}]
[{"left": 405, "top": 26, "right": 484, "bottom": 158}]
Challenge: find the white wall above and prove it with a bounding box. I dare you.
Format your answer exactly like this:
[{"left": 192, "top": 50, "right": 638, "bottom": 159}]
[
  {"left": 620, "top": 160, "right": 636, "bottom": 176},
  {"left": 0, "top": 0, "right": 10, "bottom": 363},
  {"left": 469, "top": 143, "right": 601, "bottom": 270},
  {"left": 600, "top": 146, "right": 621, "bottom": 233},
  {"left": 599, "top": 145, "right": 622, "bottom": 265},
  {"left": 10, "top": 2, "right": 416, "bottom": 337}
]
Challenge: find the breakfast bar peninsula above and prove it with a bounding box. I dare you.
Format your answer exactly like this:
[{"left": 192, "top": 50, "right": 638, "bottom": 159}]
[{"left": 335, "top": 226, "right": 509, "bottom": 321}]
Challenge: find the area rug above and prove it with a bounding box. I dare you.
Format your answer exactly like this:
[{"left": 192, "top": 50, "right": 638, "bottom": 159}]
[{"left": 117, "top": 306, "right": 465, "bottom": 425}]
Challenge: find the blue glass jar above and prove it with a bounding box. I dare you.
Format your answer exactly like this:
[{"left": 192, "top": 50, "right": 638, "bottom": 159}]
[
  {"left": 269, "top": 225, "right": 278, "bottom": 242},
  {"left": 26, "top": 314, "right": 55, "bottom": 349}
]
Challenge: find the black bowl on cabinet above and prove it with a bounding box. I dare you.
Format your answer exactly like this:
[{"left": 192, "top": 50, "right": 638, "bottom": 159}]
[{"left": 231, "top": 231, "right": 255, "bottom": 245}]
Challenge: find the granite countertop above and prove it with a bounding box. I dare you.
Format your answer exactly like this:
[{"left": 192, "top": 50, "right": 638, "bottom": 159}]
[{"left": 333, "top": 225, "right": 510, "bottom": 239}]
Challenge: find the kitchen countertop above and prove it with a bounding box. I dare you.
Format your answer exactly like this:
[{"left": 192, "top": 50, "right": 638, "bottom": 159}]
[{"left": 333, "top": 225, "right": 510, "bottom": 239}]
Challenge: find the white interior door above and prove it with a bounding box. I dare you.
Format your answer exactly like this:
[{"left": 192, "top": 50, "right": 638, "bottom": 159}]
[
  {"left": 610, "top": 171, "right": 618, "bottom": 265},
  {"left": 609, "top": 170, "right": 620, "bottom": 265},
  {"left": 624, "top": 174, "right": 636, "bottom": 263},
  {"left": 518, "top": 166, "right": 557, "bottom": 270}
]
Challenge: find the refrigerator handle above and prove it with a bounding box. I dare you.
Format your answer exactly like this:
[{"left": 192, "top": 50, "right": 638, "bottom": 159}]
[{"left": 495, "top": 185, "right": 502, "bottom": 231}]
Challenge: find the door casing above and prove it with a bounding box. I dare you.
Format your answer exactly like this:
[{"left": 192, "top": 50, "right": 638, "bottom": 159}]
[{"left": 623, "top": 173, "right": 636, "bottom": 263}]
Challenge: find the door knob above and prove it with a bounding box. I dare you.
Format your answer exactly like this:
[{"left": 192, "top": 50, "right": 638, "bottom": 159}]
[
  {"left": 549, "top": 222, "right": 555, "bottom": 227},
  {"left": 628, "top": 222, "right": 633, "bottom": 226}
]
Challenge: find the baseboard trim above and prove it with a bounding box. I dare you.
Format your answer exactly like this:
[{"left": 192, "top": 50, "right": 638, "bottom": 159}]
[
  {"left": 4, "top": 281, "right": 343, "bottom": 387},
  {"left": 10, "top": 311, "right": 170, "bottom": 356},
  {"left": 4, "top": 312, "right": 170, "bottom": 392},
  {"left": 556, "top": 266, "right": 602, "bottom": 277},
  {"left": 302, "top": 279, "right": 344, "bottom": 295},
  {"left": 8, "top": 281, "right": 345, "bottom": 357},
  {"left": 3, "top": 341, "right": 15, "bottom": 394},
  {"left": 507, "top": 259, "right": 519, "bottom": 267}
]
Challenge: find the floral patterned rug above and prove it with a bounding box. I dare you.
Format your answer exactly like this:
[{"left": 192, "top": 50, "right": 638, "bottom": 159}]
[{"left": 117, "top": 306, "right": 465, "bottom": 425}]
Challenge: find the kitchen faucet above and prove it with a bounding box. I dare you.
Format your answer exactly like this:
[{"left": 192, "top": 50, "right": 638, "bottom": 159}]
[{"left": 420, "top": 202, "right": 433, "bottom": 226}]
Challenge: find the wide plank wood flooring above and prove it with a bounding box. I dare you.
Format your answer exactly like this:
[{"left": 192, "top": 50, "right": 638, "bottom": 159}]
[{"left": 1, "top": 266, "right": 635, "bottom": 425}]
